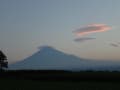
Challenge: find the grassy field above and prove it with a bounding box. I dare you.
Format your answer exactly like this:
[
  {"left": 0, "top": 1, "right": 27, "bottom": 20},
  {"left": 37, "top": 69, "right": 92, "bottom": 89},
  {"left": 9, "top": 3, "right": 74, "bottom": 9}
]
[
  {"left": 1, "top": 70, "right": 120, "bottom": 90},
  {"left": 0, "top": 78, "right": 120, "bottom": 90}
]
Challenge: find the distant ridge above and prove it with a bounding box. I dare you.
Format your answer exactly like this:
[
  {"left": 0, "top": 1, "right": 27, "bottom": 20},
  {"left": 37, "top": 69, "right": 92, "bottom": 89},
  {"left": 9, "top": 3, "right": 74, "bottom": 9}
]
[{"left": 9, "top": 46, "right": 120, "bottom": 71}]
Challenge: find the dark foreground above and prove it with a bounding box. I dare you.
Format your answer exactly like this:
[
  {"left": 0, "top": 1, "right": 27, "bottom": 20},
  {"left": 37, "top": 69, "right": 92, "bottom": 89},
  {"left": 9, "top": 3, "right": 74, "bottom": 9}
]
[{"left": 1, "top": 70, "right": 120, "bottom": 90}]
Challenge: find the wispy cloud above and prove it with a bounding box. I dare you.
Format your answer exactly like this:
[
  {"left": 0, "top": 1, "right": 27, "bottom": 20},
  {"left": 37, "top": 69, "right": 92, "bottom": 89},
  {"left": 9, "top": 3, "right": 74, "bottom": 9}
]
[
  {"left": 73, "top": 24, "right": 111, "bottom": 36},
  {"left": 110, "top": 43, "right": 119, "bottom": 47},
  {"left": 74, "top": 37, "right": 95, "bottom": 42},
  {"left": 118, "top": 42, "right": 120, "bottom": 44},
  {"left": 109, "top": 42, "right": 120, "bottom": 47}
]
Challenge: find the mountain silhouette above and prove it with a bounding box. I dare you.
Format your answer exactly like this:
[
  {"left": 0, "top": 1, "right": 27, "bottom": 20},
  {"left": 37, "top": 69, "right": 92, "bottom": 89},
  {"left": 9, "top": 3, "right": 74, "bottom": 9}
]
[
  {"left": 9, "top": 46, "right": 86, "bottom": 70},
  {"left": 9, "top": 46, "right": 120, "bottom": 71}
]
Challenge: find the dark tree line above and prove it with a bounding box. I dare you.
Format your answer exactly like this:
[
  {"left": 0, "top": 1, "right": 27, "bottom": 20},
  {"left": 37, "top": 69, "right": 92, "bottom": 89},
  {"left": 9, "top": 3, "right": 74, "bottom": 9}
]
[{"left": 0, "top": 50, "right": 8, "bottom": 70}]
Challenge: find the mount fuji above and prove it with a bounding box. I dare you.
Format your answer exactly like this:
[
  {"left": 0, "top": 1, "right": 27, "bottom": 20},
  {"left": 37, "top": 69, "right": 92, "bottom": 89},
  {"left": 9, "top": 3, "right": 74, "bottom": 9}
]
[{"left": 9, "top": 46, "right": 120, "bottom": 71}]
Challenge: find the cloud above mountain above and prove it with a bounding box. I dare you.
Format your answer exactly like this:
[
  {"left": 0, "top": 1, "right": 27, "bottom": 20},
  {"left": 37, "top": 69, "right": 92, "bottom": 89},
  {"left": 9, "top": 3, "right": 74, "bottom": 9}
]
[
  {"left": 73, "top": 24, "right": 111, "bottom": 43},
  {"left": 74, "top": 37, "right": 95, "bottom": 42},
  {"left": 73, "top": 24, "right": 111, "bottom": 36}
]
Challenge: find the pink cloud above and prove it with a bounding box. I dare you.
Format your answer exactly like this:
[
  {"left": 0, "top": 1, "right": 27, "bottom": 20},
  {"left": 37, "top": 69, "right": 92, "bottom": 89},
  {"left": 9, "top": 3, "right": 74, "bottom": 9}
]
[{"left": 73, "top": 24, "right": 111, "bottom": 36}]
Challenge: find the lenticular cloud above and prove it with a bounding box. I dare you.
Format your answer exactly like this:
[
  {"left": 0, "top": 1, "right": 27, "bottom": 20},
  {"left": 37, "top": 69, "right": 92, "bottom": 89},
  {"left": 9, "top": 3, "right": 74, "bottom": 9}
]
[
  {"left": 74, "top": 37, "right": 95, "bottom": 42},
  {"left": 74, "top": 24, "right": 111, "bottom": 36}
]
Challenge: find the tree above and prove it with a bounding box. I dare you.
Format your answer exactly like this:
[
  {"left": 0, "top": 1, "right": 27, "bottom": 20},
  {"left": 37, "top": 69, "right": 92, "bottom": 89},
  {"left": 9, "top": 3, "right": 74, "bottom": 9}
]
[{"left": 0, "top": 50, "right": 8, "bottom": 70}]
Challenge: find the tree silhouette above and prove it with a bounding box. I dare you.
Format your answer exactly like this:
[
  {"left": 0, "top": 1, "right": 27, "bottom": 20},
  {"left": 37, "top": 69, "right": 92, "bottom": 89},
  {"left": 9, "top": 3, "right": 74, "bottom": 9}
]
[{"left": 0, "top": 50, "right": 8, "bottom": 70}]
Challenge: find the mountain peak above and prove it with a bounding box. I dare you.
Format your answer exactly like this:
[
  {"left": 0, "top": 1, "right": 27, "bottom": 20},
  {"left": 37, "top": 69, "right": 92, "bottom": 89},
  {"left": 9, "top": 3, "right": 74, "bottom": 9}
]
[{"left": 38, "top": 45, "right": 54, "bottom": 50}]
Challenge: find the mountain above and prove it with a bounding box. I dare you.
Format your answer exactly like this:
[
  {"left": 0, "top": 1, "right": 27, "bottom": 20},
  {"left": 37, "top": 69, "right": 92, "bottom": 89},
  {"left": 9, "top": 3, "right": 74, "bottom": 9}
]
[
  {"left": 9, "top": 46, "right": 120, "bottom": 71},
  {"left": 9, "top": 46, "right": 84, "bottom": 70}
]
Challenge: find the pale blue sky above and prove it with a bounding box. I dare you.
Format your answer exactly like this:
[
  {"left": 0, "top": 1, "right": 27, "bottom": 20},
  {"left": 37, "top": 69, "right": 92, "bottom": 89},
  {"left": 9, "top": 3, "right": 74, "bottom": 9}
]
[{"left": 1, "top": 0, "right": 120, "bottom": 63}]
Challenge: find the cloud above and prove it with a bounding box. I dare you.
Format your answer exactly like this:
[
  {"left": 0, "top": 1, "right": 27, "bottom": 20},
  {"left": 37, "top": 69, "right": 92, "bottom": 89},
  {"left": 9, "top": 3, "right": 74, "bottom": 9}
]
[
  {"left": 74, "top": 37, "right": 96, "bottom": 42},
  {"left": 73, "top": 24, "right": 111, "bottom": 36},
  {"left": 118, "top": 42, "right": 120, "bottom": 44},
  {"left": 109, "top": 42, "right": 120, "bottom": 47},
  {"left": 110, "top": 43, "right": 119, "bottom": 47}
]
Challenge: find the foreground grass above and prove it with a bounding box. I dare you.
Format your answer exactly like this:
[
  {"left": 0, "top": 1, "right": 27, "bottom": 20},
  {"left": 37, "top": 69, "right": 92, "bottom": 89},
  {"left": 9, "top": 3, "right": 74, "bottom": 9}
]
[
  {"left": 1, "top": 70, "right": 120, "bottom": 90},
  {"left": 0, "top": 78, "right": 120, "bottom": 90}
]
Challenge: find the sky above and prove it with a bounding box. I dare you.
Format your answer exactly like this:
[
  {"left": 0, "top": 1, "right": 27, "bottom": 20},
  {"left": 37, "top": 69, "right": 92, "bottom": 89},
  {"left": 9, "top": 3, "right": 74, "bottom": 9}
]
[{"left": 1, "top": 0, "right": 120, "bottom": 63}]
